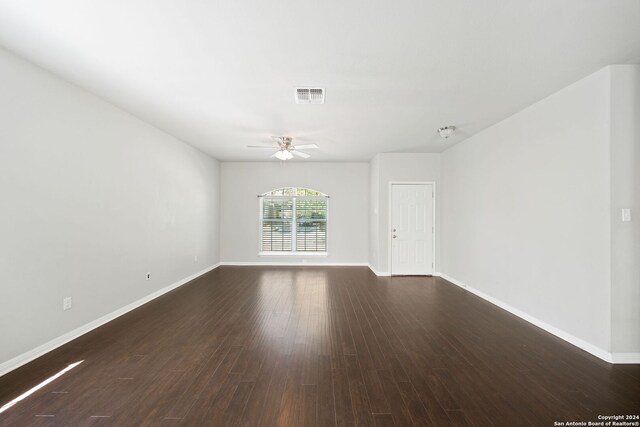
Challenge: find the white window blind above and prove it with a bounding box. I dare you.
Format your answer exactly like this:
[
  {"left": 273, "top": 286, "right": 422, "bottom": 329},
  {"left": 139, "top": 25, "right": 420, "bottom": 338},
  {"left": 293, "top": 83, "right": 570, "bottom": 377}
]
[
  {"left": 260, "top": 187, "right": 328, "bottom": 254},
  {"left": 261, "top": 198, "right": 293, "bottom": 251}
]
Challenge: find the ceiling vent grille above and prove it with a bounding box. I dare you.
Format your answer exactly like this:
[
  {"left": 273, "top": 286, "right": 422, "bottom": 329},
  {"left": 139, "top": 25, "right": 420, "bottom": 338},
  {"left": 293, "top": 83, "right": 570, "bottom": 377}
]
[{"left": 295, "top": 87, "right": 325, "bottom": 104}]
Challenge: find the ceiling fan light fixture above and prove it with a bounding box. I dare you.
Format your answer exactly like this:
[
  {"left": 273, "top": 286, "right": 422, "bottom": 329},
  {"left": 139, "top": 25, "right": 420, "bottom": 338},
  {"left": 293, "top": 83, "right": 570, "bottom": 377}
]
[
  {"left": 251, "top": 136, "right": 318, "bottom": 160},
  {"left": 274, "top": 150, "right": 294, "bottom": 161},
  {"left": 437, "top": 126, "right": 456, "bottom": 139}
]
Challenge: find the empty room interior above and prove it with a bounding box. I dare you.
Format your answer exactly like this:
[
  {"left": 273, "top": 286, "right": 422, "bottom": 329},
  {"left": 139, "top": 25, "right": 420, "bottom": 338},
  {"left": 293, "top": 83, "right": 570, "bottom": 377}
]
[{"left": 0, "top": 1, "right": 639, "bottom": 425}]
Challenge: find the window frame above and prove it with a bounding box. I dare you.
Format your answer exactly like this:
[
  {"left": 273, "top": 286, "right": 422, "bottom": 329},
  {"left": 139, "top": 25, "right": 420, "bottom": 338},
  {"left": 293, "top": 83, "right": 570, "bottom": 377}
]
[{"left": 258, "top": 187, "right": 329, "bottom": 257}]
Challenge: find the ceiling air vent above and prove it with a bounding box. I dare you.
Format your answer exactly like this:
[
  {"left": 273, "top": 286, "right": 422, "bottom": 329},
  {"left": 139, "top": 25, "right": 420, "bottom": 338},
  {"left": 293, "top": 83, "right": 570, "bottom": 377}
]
[{"left": 295, "top": 87, "right": 325, "bottom": 104}]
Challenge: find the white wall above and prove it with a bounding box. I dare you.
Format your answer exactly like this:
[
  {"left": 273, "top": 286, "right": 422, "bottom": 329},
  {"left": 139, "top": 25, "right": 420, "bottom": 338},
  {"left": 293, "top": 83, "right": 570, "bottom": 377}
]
[
  {"left": 0, "top": 47, "right": 220, "bottom": 370},
  {"left": 609, "top": 65, "right": 640, "bottom": 355},
  {"left": 440, "top": 68, "right": 612, "bottom": 353},
  {"left": 369, "top": 153, "right": 440, "bottom": 274},
  {"left": 220, "top": 162, "right": 368, "bottom": 264}
]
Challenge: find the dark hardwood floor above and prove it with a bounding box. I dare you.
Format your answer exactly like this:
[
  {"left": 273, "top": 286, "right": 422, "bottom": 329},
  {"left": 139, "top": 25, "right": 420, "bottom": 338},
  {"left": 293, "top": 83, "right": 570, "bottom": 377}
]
[{"left": 0, "top": 266, "right": 638, "bottom": 426}]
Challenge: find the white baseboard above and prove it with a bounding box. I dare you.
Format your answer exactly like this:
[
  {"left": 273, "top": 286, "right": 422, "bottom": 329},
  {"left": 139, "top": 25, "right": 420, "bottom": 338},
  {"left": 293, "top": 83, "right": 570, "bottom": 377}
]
[
  {"left": 367, "top": 264, "right": 390, "bottom": 276},
  {"left": 610, "top": 353, "right": 640, "bottom": 364},
  {"left": 435, "top": 272, "right": 635, "bottom": 364},
  {"left": 220, "top": 261, "right": 368, "bottom": 267},
  {"left": 0, "top": 263, "right": 220, "bottom": 378}
]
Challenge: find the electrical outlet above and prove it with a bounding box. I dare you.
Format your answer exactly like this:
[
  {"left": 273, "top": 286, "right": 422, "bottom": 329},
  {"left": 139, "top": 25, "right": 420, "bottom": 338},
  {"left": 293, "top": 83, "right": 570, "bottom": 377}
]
[
  {"left": 63, "top": 297, "right": 72, "bottom": 311},
  {"left": 146, "top": 272, "right": 151, "bottom": 280},
  {"left": 622, "top": 208, "right": 632, "bottom": 222},
  {"left": 194, "top": 255, "right": 198, "bottom": 262}
]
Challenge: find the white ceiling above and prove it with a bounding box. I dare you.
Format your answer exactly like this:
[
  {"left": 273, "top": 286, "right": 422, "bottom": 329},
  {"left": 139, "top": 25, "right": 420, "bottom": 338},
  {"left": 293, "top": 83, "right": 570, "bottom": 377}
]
[{"left": 0, "top": 1, "right": 639, "bottom": 161}]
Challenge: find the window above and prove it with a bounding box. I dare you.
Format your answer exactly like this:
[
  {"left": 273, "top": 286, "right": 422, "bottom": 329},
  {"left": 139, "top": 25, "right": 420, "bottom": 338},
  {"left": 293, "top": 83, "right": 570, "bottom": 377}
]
[{"left": 259, "top": 187, "right": 328, "bottom": 255}]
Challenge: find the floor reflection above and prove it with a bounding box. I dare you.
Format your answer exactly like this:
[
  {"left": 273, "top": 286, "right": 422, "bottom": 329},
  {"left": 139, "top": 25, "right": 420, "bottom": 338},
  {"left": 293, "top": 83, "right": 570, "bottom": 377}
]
[{"left": 257, "top": 268, "right": 329, "bottom": 355}]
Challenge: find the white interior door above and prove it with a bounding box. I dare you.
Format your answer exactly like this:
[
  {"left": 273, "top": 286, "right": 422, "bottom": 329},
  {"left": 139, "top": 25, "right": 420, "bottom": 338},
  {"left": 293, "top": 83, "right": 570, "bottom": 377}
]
[{"left": 391, "top": 184, "right": 434, "bottom": 275}]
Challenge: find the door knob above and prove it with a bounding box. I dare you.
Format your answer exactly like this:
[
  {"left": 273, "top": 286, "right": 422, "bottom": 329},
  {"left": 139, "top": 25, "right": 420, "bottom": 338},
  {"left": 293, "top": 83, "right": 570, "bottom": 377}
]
[
  {"left": 393, "top": 228, "right": 396, "bottom": 232},
  {"left": 393, "top": 235, "right": 397, "bottom": 239}
]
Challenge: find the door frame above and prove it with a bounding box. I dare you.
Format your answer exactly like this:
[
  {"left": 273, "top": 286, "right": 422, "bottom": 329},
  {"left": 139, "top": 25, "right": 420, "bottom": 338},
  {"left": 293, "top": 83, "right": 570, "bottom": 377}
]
[{"left": 388, "top": 181, "right": 436, "bottom": 275}]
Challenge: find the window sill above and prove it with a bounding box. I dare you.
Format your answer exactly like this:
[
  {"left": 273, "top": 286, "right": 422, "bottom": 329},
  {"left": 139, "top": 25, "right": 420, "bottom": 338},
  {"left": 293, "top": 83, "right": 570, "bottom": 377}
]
[{"left": 259, "top": 251, "right": 328, "bottom": 257}]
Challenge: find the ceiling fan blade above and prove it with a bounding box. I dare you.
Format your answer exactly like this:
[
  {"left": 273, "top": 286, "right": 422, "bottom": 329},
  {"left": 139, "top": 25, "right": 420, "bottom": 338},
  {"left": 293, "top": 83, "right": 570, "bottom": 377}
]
[
  {"left": 271, "top": 151, "right": 281, "bottom": 157},
  {"left": 247, "top": 145, "right": 278, "bottom": 148},
  {"left": 292, "top": 150, "right": 310, "bottom": 159},
  {"left": 293, "top": 144, "right": 318, "bottom": 150}
]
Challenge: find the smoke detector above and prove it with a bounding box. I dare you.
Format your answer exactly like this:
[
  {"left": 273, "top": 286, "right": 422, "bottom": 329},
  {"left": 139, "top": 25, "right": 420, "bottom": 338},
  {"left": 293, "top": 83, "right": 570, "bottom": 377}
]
[
  {"left": 437, "top": 126, "right": 456, "bottom": 139},
  {"left": 295, "top": 87, "right": 325, "bottom": 104}
]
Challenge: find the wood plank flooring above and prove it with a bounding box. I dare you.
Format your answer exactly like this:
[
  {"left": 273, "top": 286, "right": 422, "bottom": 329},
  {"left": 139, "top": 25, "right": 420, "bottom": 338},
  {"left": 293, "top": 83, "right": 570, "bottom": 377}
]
[{"left": 0, "top": 266, "right": 638, "bottom": 426}]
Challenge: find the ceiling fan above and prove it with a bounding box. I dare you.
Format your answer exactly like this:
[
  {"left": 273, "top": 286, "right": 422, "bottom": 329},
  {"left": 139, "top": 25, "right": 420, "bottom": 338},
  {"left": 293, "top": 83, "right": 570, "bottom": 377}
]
[{"left": 247, "top": 136, "right": 319, "bottom": 160}]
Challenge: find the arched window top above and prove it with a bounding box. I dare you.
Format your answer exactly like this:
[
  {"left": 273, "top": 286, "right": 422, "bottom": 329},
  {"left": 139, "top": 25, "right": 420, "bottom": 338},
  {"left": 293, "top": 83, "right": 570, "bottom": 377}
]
[{"left": 261, "top": 187, "right": 328, "bottom": 197}]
